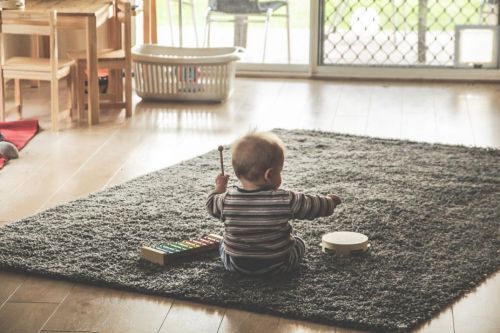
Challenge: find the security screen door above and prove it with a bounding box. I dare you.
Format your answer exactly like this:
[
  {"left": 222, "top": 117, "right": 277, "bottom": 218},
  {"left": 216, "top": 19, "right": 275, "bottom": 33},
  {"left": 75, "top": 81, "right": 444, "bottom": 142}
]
[{"left": 320, "top": 0, "right": 499, "bottom": 67}]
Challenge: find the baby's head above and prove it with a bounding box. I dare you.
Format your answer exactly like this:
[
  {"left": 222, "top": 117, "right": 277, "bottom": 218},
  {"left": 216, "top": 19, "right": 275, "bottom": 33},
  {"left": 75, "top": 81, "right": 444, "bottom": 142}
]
[{"left": 231, "top": 131, "right": 285, "bottom": 190}]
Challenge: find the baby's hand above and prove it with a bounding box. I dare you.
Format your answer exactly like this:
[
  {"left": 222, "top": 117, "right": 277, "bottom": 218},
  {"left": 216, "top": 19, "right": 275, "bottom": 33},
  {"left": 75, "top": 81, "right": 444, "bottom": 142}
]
[
  {"left": 329, "top": 194, "right": 342, "bottom": 207},
  {"left": 215, "top": 173, "right": 229, "bottom": 193}
]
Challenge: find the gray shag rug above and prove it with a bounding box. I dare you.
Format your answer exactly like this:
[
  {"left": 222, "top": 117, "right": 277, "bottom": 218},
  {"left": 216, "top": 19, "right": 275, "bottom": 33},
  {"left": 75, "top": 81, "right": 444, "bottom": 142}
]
[{"left": 1, "top": 129, "right": 499, "bottom": 332}]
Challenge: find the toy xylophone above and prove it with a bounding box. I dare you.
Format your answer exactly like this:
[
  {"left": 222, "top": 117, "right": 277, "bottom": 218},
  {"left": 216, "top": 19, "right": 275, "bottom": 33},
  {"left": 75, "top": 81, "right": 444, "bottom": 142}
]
[{"left": 140, "top": 234, "right": 223, "bottom": 265}]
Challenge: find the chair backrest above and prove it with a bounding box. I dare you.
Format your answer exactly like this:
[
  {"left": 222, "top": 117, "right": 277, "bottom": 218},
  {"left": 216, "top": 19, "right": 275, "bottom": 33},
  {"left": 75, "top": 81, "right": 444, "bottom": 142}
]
[
  {"left": 109, "top": 0, "right": 132, "bottom": 69},
  {"left": 0, "top": 10, "right": 58, "bottom": 71},
  {"left": 208, "top": 0, "right": 261, "bottom": 14},
  {"left": 112, "top": 1, "right": 132, "bottom": 51},
  {"left": 0, "top": 10, "right": 54, "bottom": 36}
]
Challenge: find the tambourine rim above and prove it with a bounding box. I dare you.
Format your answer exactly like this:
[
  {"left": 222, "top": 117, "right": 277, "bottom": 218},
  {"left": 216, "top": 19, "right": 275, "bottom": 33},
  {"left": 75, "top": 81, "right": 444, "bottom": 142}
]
[{"left": 322, "top": 231, "right": 369, "bottom": 246}]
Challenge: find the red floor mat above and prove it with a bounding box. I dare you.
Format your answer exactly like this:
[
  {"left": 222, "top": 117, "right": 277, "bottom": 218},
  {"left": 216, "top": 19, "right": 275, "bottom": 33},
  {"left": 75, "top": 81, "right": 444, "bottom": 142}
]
[{"left": 0, "top": 119, "right": 40, "bottom": 170}]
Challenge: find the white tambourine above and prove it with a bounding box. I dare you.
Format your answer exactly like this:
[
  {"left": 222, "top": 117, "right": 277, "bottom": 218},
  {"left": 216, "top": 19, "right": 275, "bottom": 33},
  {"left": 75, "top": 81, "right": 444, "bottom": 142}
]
[{"left": 321, "top": 231, "right": 370, "bottom": 255}]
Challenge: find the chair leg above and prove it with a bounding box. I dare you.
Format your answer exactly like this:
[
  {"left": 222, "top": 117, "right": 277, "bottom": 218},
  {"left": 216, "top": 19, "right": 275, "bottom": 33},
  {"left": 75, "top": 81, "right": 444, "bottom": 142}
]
[
  {"left": 66, "top": 65, "right": 78, "bottom": 119},
  {"left": 125, "top": 67, "right": 132, "bottom": 117},
  {"left": 115, "top": 69, "right": 123, "bottom": 100},
  {"left": 14, "top": 79, "right": 22, "bottom": 118},
  {"left": 51, "top": 78, "right": 59, "bottom": 131},
  {"left": 204, "top": 9, "right": 212, "bottom": 47},
  {"left": 30, "top": 35, "right": 40, "bottom": 88},
  {"left": 109, "top": 69, "right": 119, "bottom": 103},
  {"left": 262, "top": 9, "right": 273, "bottom": 62},
  {"left": 77, "top": 61, "right": 86, "bottom": 123},
  {"left": 190, "top": 0, "right": 199, "bottom": 47},
  {"left": 0, "top": 71, "right": 5, "bottom": 122},
  {"left": 166, "top": 0, "right": 175, "bottom": 45}
]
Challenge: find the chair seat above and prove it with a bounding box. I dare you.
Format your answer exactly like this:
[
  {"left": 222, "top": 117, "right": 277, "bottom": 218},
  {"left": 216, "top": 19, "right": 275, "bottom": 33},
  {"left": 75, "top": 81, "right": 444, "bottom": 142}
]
[
  {"left": 3, "top": 57, "right": 74, "bottom": 71},
  {"left": 2, "top": 57, "right": 74, "bottom": 80},
  {"left": 211, "top": 1, "right": 287, "bottom": 14},
  {"left": 258, "top": 1, "right": 288, "bottom": 13},
  {"left": 67, "top": 49, "right": 125, "bottom": 62}
]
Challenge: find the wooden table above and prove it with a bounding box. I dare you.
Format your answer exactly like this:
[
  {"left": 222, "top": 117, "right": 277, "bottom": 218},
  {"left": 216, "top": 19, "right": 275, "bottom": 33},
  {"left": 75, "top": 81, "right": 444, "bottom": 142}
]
[{"left": 9, "top": 0, "right": 114, "bottom": 125}]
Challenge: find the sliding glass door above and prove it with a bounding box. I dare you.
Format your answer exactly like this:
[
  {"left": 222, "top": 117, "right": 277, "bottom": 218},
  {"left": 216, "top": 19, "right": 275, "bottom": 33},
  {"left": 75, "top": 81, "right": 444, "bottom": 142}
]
[{"left": 133, "top": 1, "right": 499, "bottom": 78}]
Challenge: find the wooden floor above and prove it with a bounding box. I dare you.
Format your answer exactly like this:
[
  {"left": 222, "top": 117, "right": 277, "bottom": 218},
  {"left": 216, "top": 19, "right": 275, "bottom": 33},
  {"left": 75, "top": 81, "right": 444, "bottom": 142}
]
[{"left": 0, "top": 78, "right": 499, "bottom": 333}]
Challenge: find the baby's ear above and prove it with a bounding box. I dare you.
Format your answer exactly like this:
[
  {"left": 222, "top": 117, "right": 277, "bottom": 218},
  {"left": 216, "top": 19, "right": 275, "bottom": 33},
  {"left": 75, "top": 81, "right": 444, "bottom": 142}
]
[
  {"left": 0, "top": 141, "right": 19, "bottom": 159},
  {"left": 263, "top": 168, "right": 273, "bottom": 181}
]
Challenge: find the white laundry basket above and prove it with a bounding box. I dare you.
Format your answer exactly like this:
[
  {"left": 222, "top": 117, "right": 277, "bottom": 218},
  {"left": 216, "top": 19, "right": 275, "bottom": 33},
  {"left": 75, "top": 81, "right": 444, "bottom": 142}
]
[{"left": 132, "top": 45, "right": 242, "bottom": 102}]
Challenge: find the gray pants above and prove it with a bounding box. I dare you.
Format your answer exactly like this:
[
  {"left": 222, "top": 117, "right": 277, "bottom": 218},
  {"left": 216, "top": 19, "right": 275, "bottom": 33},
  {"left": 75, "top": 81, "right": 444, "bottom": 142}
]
[{"left": 219, "top": 236, "right": 306, "bottom": 275}]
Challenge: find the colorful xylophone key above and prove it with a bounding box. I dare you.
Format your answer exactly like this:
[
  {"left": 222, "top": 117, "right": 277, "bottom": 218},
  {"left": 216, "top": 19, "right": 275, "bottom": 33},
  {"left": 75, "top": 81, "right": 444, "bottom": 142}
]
[{"left": 140, "top": 234, "right": 223, "bottom": 265}]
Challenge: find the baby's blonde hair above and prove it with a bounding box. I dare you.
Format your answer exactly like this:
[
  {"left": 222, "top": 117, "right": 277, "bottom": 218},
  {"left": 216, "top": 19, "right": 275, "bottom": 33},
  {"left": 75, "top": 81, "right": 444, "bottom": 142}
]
[{"left": 231, "top": 131, "right": 285, "bottom": 182}]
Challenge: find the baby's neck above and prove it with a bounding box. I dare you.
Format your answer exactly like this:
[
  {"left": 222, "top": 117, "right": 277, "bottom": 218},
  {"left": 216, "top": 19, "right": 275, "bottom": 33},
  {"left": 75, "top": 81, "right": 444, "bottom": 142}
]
[{"left": 239, "top": 179, "right": 270, "bottom": 191}]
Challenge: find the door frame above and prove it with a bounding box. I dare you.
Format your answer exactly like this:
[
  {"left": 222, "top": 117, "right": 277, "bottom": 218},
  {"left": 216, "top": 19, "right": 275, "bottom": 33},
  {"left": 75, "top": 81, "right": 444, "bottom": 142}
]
[{"left": 137, "top": 0, "right": 500, "bottom": 81}]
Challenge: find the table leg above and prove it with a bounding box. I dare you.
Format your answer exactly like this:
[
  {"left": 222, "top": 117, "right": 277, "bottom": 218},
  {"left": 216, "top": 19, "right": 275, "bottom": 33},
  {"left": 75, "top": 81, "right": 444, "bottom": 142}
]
[
  {"left": 30, "top": 36, "right": 40, "bottom": 88},
  {"left": 151, "top": 0, "right": 157, "bottom": 43},
  {"left": 234, "top": 15, "right": 248, "bottom": 48},
  {"left": 0, "top": 70, "right": 5, "bottom": 122},
  {"left": 144, "top": 0, "right": 150, "bottom": 43},
  {"left": 86, "top": 15, "right": 100, "bottom": 125},
  {"left": 0, "top": 23, "right": 5, "bottom": 121},
  {"left": 143, "top": 0, "right": 157, "bottom": 44}
]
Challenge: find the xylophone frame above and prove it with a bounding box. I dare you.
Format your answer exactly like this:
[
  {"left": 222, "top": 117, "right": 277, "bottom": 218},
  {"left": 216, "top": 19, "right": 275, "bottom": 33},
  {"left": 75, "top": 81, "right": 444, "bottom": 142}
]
[{"left": 141, "top": 234, "right": 223, "bottom": 265}]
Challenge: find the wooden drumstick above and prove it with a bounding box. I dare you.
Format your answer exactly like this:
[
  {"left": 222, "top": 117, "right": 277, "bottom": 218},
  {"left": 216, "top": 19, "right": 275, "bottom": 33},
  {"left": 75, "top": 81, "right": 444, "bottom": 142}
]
[{"left": 218, "top": 145, "right": 224, "bottom": 175}]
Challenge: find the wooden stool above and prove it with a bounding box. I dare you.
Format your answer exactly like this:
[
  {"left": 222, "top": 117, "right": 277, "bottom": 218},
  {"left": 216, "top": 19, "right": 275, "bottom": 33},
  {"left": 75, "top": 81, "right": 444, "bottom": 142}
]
[{"left": 67, "top": 0, "right": 132, "bottom": 124}]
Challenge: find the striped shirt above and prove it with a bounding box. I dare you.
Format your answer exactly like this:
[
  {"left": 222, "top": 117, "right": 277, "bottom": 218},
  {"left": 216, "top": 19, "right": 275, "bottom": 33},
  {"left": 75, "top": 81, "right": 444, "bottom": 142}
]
[{"left": 206, "top": 187, "right": 336, "bottom": 259}]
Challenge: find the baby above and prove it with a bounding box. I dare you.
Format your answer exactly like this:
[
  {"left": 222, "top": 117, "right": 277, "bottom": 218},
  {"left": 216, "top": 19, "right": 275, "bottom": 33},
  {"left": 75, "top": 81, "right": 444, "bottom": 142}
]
[{"left": 206, "top": 131, "right": 341, "bottom": 275}]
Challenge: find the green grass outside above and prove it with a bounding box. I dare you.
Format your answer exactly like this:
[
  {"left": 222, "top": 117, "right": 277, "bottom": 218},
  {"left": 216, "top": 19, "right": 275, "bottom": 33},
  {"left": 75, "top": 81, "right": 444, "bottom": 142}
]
[
  {"left": 324, "top": 0, "right": 484, "bottom": 31},
  {"left": 155, "top": 0, "right": 310, "bottom": 29},
  {"left": 154, "top": 0, "right": 484, "bottom": 32}
]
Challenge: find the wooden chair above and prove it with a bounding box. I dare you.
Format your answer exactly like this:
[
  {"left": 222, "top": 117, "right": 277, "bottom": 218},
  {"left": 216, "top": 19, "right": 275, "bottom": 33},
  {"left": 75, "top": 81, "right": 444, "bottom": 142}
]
[
  {"left": 68, "top": 0, "right": 132, "bottom": 122},
  {"left": 204, "top": 0, "right": 291, "bottom": 62},
  {"left": 0, "top": 10, "right": 75, "bottom": 131}
]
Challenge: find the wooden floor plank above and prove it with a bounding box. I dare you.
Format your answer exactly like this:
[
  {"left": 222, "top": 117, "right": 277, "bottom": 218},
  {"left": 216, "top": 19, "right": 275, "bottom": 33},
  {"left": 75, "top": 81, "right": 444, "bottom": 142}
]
[
  {"left": 365, "top": 85, "right": 403, "bottom": 139},
  {"left": 8, "top": 275, "right": 73, "bottom": 303},
  {"left": 0, "top": 272, "right": 26, "bottom": 308},
  {"left": 0, "top": 125, "right": 123, "bottom": 222},
  {"left": 413, "top": 307, "right": 454, "bottom": 333},
  {"left": 332, "top": 115, "right": 368, "bottom": 136},
  {"left": 452, "top": 271, "right": 500, "bottom": 333},
  {"left": 401, "top": 84, "right": 436, "bottom": 115},
  {"left": 0, "top": 131, "right": 62, "bottom": 197},
  {"left": 401, "top": 111, "right": 437, "bottom": 143},
  {"left": 336, "top": 84, "right": 373, "bottom": 117},
  {"left": 105, "top": 124, "right": 239, "bottom": 189},
  {"left": 218, "top": 309, "right": 280, "bottom": 333},
  {"left": 276, "top": 318, "right": 356, "bottom": 333},
  {"left": 433, "top": 88, "right": 474, "bottom": 146},
  {"left": 158, "top": 299, "right": 225, "bottom": 333},
  {"left": 466, "top": 92, "right": 500, "bottom": 147},
  {"left": 40, "top": 331, "right": 98, "bottom": 333},
  {"left": 39, "top": 112, "right": 157, "bottom": 210},
  {"left": 0, "top": 302, "right": 58, "bottom": 333},
  {"left": 42, "top": 284, "right": 173, "bottom": 333},
  {"left": 298, "top": 80, "right": 342, "bottom": 131}
]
